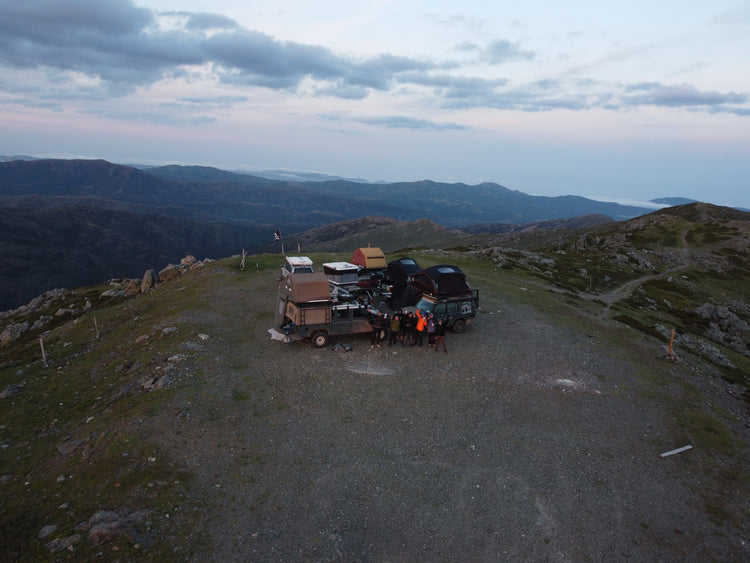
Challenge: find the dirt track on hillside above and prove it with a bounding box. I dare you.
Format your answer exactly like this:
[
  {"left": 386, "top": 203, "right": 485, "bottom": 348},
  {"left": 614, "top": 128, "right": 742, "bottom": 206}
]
[{"left": 148, "top": 263, "right": 750, "bottom": 561}]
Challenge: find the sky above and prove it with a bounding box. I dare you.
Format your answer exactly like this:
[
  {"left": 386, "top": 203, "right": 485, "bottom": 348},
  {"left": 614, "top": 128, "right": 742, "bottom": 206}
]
[{"left": 1, "top": 0, "right": 749, "bottom": 208}]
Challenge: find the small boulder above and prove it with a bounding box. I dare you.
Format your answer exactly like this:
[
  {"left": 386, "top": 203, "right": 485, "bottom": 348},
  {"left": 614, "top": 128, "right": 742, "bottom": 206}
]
[
  {"left": 180, "top": 255, "right": 197, "bottom": 267},
  {"left": 158, "top": 264, "right": 181, "bottom": 282},
  {"left": 123, "top": 279, "right": 141, "bottom": 296},
  {"left": 0, "top": 322, "right": 30, "bottom": 345},
  {"left": 141, "top": 269, "right": 158, "bottom": 292}
]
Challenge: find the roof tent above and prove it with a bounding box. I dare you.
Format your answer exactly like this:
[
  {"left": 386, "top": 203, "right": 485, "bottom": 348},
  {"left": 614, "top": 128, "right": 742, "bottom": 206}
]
[
  {"left": 386, "top": 257, "right": 422, "bottom": 288},
  {"left": 409, "top": 264, "right": 470, "bottom": 296},
  {"left": 351, "top": 247, "right": 387, "bottom": 269},
  {"left": 278, "top": 272, "right": 331, "bottom": 303},
  {"left": 387, "top": 257, "right": 423, "bottom": 309},
  {"left": 323, "top": 262, "right": 360, "bottom": 285}
]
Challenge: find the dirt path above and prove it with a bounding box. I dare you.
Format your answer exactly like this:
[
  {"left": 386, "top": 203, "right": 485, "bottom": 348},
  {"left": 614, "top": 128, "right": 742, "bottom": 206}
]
[{"left": 581, "top": 226, "right": 693, "bottom": 318}]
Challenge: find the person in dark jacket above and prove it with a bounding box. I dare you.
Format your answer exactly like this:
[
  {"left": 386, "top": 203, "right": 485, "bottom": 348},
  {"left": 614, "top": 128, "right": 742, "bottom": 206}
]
[
  {"left": 403, "top": 312, "right": 416, "bottom": 345},
  {"left": 434, "top": 318, "right": 447, "bottom": 352},
  {"left": 371, "top": 312, "right": 384, "bottom": 347}
]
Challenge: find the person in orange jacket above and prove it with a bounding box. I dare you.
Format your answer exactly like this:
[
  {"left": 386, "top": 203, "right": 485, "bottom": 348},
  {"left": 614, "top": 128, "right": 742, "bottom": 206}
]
[{"left": 414, "top": 309, "right": 427, "bottom": 347}]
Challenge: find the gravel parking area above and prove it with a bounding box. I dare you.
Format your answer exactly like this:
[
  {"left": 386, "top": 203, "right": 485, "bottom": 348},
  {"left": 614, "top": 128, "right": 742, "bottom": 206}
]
[{"left": 151, "top": 264, "right": 750, "bottom": 561}]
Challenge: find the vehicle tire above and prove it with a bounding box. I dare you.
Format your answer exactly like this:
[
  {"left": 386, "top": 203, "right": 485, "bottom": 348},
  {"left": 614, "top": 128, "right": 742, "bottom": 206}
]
[
  {"left": 311, "top": 331, "right": 330, "bottom": 348},
  {"left": 452, "top": 318, "right": 466, "bottom": 333}
]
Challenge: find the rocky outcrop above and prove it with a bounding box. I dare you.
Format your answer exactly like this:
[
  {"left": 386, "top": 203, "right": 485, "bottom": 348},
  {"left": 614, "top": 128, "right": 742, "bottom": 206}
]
[
  {"left": 694, "top": 303, "right": 750, "bottom": 356},
  {"left": 1, "top": 255, "right": 207, "bottom": 347}
]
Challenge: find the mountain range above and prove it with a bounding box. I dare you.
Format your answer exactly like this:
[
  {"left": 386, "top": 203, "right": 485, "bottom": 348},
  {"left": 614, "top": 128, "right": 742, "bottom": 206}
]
[{"left": 0, "top": 156, "right": 692, "bottom": 310}]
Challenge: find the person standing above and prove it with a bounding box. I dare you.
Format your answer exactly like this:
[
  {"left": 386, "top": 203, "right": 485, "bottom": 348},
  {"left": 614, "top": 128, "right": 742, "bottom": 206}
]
[
  {"left": 434, "top": 318, "right": 447, "bottom": 353},
  {"left": 397, "top": 309, "right": 407, "bottom": 344},
  {"left": 403, "top": 312, "right": 416, "bottom": 345},
  {"left": 414, "top": 310, "right": 426, "bottom": 347},
  {"left": 426, "top": 313, "right": 436, "bottom": 347},
  {"left": 389, "top": 313, "right": 400, "bottom": 346},
  {"left": 371, "top": 312, "right": 384, "bottom": 347}
]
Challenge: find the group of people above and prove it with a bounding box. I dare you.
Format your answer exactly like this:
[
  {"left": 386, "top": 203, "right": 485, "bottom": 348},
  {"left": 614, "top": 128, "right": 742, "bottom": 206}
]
[{"left": 370, "top": 309, "right": 447, "bottom": 352}]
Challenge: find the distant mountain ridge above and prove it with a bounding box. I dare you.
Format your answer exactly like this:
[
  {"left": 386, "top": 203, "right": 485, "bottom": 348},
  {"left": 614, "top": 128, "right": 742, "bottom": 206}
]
[{"left": 0, "top": 157, "right": 684, "bottom": 310}]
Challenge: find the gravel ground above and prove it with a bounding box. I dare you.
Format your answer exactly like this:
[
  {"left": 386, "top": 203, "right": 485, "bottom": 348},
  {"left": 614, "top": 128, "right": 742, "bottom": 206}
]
[{"left": 149, "top": 263, "right": 750, "bottom": 561}]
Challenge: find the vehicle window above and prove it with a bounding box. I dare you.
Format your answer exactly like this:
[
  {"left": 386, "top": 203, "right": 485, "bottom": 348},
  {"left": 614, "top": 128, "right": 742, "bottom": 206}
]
[
  {"left": 445, "top": 302, "right": 458, "bottom": 314},
  {"left": 352, "top": 308, "right": 367, "bottom": 318},
  {"left": 434, "top": 304, "right": 446, "bottom": 315}
]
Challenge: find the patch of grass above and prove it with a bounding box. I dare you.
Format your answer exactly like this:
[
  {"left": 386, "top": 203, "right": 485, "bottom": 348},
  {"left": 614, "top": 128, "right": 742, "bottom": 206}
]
[
  {"left": 675, "top": 404, "right": 737, "bottom": 456},
  {"left": 612, "top": 315, "right": 663, "bottom": 339}
]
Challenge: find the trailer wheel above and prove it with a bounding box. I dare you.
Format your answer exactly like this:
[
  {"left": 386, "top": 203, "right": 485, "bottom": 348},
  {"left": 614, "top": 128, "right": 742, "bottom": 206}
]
[
  {"left": 452, "top": 318, "right": 466, "bottom": 333},
  {"left": 311, "top": 331, "right": 330, "bottom": 348}
]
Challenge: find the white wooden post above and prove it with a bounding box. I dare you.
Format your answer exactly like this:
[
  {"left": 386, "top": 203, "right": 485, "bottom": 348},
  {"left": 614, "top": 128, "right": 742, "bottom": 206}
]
[{"left": 40, "top": 336, "right": 48, "bottom": 367}]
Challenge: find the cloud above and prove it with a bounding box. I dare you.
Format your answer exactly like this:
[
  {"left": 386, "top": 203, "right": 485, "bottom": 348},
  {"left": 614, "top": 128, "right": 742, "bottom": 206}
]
[
  {"left": 622, "top": 82, "right": 747, "bottom": 108},
  {"left": 177, "top": 12, "right": 239, "bottom": 32},
  {"left": 482, "top": 39, "right": 535, "bottom": 64},
  {"left": 0, "top": 0, "right": 746, "bottom": 119},
  {"left": 353, "top": 115, "right": 467, "bottom": 131},
  {"left": 453, "top": 39, "right": 535, "bottom": 64}
]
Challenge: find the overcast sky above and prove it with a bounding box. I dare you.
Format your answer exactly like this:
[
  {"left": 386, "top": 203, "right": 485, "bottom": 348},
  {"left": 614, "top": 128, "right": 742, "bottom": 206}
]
[{"left": 1, "top": 0, "right": 749, "bottom": 207}]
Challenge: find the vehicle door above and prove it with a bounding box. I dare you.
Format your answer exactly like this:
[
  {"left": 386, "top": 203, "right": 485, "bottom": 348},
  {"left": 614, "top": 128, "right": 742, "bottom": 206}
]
[
  {"left": 443, "top": 301, "right": 459, "bottom": 325},
  {"left": 331, "top": 306, "right": 353, "bottom": 335},
  {"left": 432, "top": 302, "right": 447, "bottom": 323}
]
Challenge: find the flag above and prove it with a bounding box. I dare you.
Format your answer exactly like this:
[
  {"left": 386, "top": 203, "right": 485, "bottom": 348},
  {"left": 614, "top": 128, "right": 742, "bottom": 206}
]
[{"left": 274, "top": 230, "right": 281, "bottom": 241}]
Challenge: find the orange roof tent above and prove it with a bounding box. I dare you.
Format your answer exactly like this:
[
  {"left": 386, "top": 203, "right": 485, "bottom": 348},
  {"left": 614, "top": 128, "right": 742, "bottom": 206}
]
[{"left": 351, "top": 247, "right": 387, "bottom": 269}]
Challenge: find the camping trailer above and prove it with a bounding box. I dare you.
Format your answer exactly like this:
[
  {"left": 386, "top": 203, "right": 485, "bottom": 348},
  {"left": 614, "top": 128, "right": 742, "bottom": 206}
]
[{"left": 273, "top": 272, "right": 374, "bottom": 347}]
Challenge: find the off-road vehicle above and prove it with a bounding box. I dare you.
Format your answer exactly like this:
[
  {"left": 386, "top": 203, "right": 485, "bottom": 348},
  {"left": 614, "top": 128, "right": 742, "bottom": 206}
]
[{"left": 414, "top": 290, "right": 479, "bottom": 333}]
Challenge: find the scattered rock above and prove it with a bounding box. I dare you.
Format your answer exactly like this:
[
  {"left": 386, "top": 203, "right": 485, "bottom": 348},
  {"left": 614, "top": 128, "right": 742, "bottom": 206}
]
[
  {"left": 31, "top": 316, "right": 53, "bottom": 330},
  {"left": 141, "top": 269, "right": 158, "bottom": 292},
  {"left": 0, "top": 322, "right": 30, "bottom": 345},
  {"left": 158, "top": 264, "right": 182, "bottom": 282},
  {"left": 0, "top": 385, "right": 21, "bottom": 399},
  {"left": 141, "top": 373, "right": 172, "bottom": 391},
  {"left": 123, "top": 279, "right": 141, "bottom": 296},
  {"left": 45, "top": 534, "right": 81, "bottom": 553},
  {"left": 77, "top": 508, "right": 150, "bottom": 547},
  {"left": 100, "top": 288, "right": 125, "bottom": 298},
  {"left": 38, "top": 524, "right": 58, "bottom": 539},
  {"left": 54, "top": 308, "right": 76, "bottom": 317},
  {"left": 694, "top": 303, "right": 750, "bottom": 356},
  {"left": 56, "top": 440, "right": 82, "bottom": 456}
]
